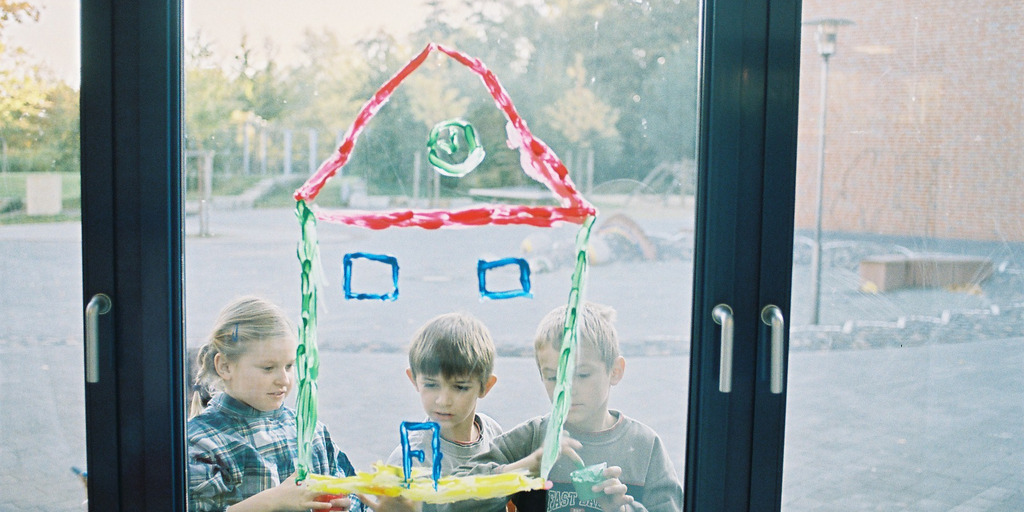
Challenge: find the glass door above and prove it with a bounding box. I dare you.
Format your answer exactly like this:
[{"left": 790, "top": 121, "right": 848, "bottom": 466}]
[
  {"left": 182, "top": 2, "right": 699, "bottom": 510},
  {"left": 76, "top": 0, "right": 812, "bottom": 510},
  {"left": 0, "top": 4, "right": 87, "bottom": 510},
  {"left": 782, "top": 0, "right": 1024, "bottom": 510},
  {"left": 687, "top": 0, "right": 802, "bottom": 509}
]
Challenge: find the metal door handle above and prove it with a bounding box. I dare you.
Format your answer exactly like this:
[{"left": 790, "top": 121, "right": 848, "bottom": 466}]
[
  {"left": 86, "top": 293, "right": 112, "bottom": 383},
  {"left": 761, "top": 305, "right": 785, "bottom": 394},
  {"left": 712, "top": 304, "right": 734, "bottom": 393}
]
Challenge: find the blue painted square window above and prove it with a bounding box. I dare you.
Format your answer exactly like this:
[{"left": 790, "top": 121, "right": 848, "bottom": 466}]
[
  {"left": 343, "top": 252, "right": 399, "bottom": 301},
  {"left": 477, "top": 257, "right": 532, "bottom": 300}
]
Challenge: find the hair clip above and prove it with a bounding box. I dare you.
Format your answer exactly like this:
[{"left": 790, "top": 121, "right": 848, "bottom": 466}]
[{"left": 232, "top": 323, "right": 239, "bottom": 343}]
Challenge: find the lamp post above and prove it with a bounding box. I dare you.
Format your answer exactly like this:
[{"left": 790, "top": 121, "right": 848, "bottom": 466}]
[{"left": 804, "top": 18, "right": 853, "bottom": 325}]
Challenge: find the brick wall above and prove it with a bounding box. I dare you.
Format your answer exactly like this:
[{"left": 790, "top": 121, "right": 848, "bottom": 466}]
[{"left": 795, "top": 0, "right": 1024, "bottom": 241}]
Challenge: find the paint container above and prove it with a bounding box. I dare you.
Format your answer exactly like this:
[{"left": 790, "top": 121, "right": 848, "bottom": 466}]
[{"left": 570, "top": 462, "right": 607, "bottom": 501}]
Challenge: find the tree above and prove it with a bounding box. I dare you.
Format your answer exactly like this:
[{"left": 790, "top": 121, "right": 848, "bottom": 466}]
[
  {"left": 581, "top": 0, "right": 699, "bottom": 175},
  {"left": 284, "top": 29, "right": 371, "bottom": 137},
  {"left": 0, "top": 47, "right": 49, "bottom": 138},
  {"left": 0, "top": 1, "right": 82, "bottom": 174},
  {"left": 543, "top": 54, "right": 620, "bottom": 147},
  {"left": 234, "top": 35, "right": 291, "bottom": 123},
  {"left": 37, "top": 81, "right": 79, "bottom": 174},
  {"left": 0, "top": 0, "right": 39, "bottom": 34},
  {"left": 405, "top": 61, "right": 471, "bottom": 131},
  {"left": 343, "top": 32, "right": 429, "bottom": 195},
  {"left": 542, "top": 54, "right": 621, "bottom": 190},
  {"left": 0, "top": 0, "right": 46, "bottom": 167},
  {"left": 185, "top": 32, "right": 242, "bottom": 152},
  {"left": 448, "top": 0, "right": 699, "bottom": 182},
  {"left": 0, "top": 43, "right": 56, "bottom": 172}
]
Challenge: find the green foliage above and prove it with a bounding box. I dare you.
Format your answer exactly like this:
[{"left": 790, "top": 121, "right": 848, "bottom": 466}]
[
  {"left": 185, "top": 68, "right": 241, "bottom": 150},
  {"left": 543, "top": 55, "right": 620, "bottom": 149},
  {"left": 0, "top": 2, "right": 80, "bottom": 176},
  {"left": 345, "top": 96, "right": 424, "bottom": 196},
  {"left": 233, "top": 35, "right": 291, "bottom": 123},
  {"left": 0, "top": 62, "right": 48, "bottom": 137},
  {"left": 0, "top": 0, "right": 700, "bottom": 212},
  {"left": 0, "top": 44, "right": 80, "bottom": 174},
  {"left": 409, "top": 0, "right": 699, "bottom": 185},
  {"left": 3, "top": 5, "right": 706, "bottom": 235},
  {"left": 455, "top": 103, "right": 528, "bottom": 190},
  {"left": 182, "top": 1, "right": 700, "bottom": 199},
  {"left": 37, "top": 82, "right": 79, "bottom": 173},
  {"left": 284, "top": 29, "right": 370, "bottom": 135}
]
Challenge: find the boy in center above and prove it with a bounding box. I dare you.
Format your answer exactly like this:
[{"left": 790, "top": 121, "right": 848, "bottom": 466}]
[{"left": 385, "top": 312, "right": 501, "bottom": 487}]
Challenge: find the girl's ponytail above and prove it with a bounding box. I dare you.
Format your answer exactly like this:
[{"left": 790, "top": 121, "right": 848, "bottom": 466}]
[
  {"left": 189, "top": 390, "right": 207, "bottom": 420},
  {"left": 188, "top": 344, "right": 217, "bottom": 419}
]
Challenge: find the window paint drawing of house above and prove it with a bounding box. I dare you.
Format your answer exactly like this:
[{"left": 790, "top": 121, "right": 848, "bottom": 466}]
[{"left": 291, "top": 42, "right": 597, "bottom": 483}]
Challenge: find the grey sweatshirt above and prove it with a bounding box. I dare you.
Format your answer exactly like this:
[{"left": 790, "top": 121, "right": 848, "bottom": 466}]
[
  {"left": 385, "top": 413, "right": 504, "bottom": 512},
  {"left": 457, "top": 411, "right": 683, "bottom": 512}
]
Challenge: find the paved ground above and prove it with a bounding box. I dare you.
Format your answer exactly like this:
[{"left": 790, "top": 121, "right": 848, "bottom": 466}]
[{"left": 1, "top": 205, "right": 1022, "bottom": 510}]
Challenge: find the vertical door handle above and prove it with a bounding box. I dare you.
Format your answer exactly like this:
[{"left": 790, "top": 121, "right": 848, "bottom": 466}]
[
  {"left": 86, "top": 293, "right": 112, "bottom": 383},
  {"left": 712, "top": 304, "right": 734, "bottom": 393},
  {"left": 761, "top": 305, "right": 785, "bottom": 394}
]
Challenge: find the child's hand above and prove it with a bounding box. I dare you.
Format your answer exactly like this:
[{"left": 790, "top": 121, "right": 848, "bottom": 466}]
[
  {"left": 229, "top": 474, "right": 348, "bottom": 512},
  {"left": 590, "top": 466, "right": 635, "bottom": 512},
  {"left": 357, "top": 493, "right": 421, "bottom": 512},
  {"left": 556, "top": 432, "right": 586, "bottom": 469},
  {"left": 314, "top": 493, "right": 353, "bottom": 511},
  {"left": 503, "top": 432, "right": 583, "bottom": 475}
]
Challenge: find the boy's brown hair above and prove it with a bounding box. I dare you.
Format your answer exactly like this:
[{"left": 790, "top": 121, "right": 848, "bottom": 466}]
[
  {"left": 408, "top": 312, "right": 496, "bottom": 388},
  {"left": 534, "top": 302, "right": 621, "bottom": 369}
]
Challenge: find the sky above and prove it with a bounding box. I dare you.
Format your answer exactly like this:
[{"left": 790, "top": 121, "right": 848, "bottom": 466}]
[
  {"left": 4, "top": 1, "right": 80, "bottom": 86},
  {"left": 4, "top": 0, "right": 436, "bottom": 88}
]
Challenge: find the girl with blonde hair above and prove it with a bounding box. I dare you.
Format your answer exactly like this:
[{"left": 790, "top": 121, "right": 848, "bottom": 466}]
[{"left": 187, "top": 296, "right": 358, "bottom": 512}]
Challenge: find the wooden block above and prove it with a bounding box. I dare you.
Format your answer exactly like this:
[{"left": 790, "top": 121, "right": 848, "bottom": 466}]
[
  {"left": 909, "top": 255, "right": 993, "bottom": 288},
  {"left": 859, "top": 255, "right": 909, "bottom": 292}
]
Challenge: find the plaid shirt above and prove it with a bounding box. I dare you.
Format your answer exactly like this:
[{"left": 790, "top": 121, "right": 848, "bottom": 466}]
[{"left": 187, "top": 393, "right": 362, "bottom": 512}]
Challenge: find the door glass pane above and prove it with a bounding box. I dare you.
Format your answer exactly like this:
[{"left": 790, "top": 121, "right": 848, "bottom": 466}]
[
  {"left": 0, "top": 4, "right": 86, "bottom": 511},
  {"left": 786, "top": 1, "right": 1023, "bottom": 509},
  {"left": 183, "top": 1, "right": 696, "bottom": 510}
]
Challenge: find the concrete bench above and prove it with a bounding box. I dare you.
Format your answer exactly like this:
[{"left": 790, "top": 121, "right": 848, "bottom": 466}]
[
  {"left": 25, "top": 174, "right": 62, "bottom": 215},
  {"left": 860, "top": 254, "right": 993, "bottom": 292}
]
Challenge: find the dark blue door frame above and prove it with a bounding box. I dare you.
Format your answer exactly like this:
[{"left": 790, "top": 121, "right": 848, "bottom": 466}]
[
  {"left": 750, "top": 1, "right": 801, "bottom": 509},
  {"left": 686, "top": 0, "right": 800, "bottom": 510},
  {"left": 81, "top": 0, "right": 186, "bottom": 510}
]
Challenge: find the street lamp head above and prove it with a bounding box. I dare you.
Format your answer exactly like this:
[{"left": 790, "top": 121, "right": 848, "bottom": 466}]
[{"left": 803, "top": 18, "right": 855, "bottom": 58}]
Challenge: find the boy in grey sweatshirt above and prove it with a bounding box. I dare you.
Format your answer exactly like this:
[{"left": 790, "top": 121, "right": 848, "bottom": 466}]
[{"left": 457, "top": 303, "right": 683, "bottom": 512}]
